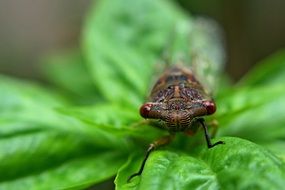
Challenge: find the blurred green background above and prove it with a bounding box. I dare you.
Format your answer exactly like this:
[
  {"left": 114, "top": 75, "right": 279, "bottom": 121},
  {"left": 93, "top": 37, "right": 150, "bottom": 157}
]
[
  {"left": 0, "top": 1, "right": 285, "bottom": 189},
  {"left": 0, "top": 0, "right": 285, "bottom": 80}
]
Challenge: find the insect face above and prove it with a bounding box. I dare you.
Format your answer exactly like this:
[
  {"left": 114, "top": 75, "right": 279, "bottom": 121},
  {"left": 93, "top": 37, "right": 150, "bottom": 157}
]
[{"left": 140, "top": 99, "right": 216, "bottom": 132}]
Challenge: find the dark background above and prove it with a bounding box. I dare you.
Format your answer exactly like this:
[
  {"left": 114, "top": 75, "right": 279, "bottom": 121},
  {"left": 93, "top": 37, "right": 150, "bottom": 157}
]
[{"left": 0, "top": 0, "right": 285, "bottom": 81}]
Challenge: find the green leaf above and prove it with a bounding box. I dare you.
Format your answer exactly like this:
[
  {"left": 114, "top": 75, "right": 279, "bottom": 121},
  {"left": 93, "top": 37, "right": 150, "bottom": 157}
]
[
  {"left": 41, "top": 50, "right": 101, "bottom": 104},
  {"left": 0, "top": 75, "right": 67, "bottom": 109},
  {"left": 216, "top": 85, "right": 285, "bottom": 156},
  {"left": 57, "top": 104, "right": 167, "bottom": 142},
  {"left": 0, "top": 75, "right": 127, "bottom": 148},
  {"left": 0, "top": 76, "right": 129, "bottom": 189},
  {"left": 82, "top": 0, "right": 190, "bottom": 107},
  {"left": 216, "top": 85, "right": 285, "bottom": 123},
  {"left": 115, "top": 152, "right": 219, "bottom": 190},
  {"left": 214, "top": 50, "right": 285, "bottom": 156},
  {"left": 116, "top": 137, "right": 285, "bottom": 190},
  {"left": 200, "top": 137, "right": 285, "bottom": 190},
  {"left": 238, "top": 50, "right": 285, "bottom": 86},
  {"left": 0, "top": 118, "right": 129, "bottom": 189},
  {"left": 0, "top": 151, "right": 125, "bottom": 190},
  {"left": 59, "top": 104, "right": 140, "bottom": 129},
  {"left": 0, "top": 74, "right": 68, "bottom": 127}
]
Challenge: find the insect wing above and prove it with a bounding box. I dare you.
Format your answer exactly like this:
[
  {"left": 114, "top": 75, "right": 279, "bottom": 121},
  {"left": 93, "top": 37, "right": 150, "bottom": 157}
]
[
  {"left": 147, "top": 18, "right": 225, "bottom": 100},
  {"left": 188, "top": 18, "right": 226, "bottom": 95}
]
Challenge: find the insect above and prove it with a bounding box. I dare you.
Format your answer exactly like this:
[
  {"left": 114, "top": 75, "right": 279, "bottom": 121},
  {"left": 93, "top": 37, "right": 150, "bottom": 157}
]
[{"left": 127, "top": 64, "right": 224, "bottom": 182}]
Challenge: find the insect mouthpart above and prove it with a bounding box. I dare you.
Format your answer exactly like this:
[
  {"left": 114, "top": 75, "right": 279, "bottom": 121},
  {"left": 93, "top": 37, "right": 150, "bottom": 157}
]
[{"left": 165, "top": 111, "right": 192, "bottom": 131}]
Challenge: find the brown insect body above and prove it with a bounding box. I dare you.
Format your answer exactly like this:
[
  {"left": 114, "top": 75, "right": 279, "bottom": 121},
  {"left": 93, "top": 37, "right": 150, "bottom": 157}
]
[
  {"left": 140, "top": 65, "right": 216, "bottom": 133},
  {"left": 128, "top": 65, "right": 223, "bottom": 182}
]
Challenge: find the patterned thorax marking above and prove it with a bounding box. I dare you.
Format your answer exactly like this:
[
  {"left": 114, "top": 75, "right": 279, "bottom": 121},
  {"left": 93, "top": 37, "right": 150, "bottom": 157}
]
[{"left": 140, "top": 65, "right": 216, "bottom": 132}]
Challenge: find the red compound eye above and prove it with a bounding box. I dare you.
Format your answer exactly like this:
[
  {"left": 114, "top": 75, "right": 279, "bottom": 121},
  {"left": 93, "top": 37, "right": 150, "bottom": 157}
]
[
  {"left": 203, "top": 101, "right": 216, "bottom": 115},
  {"left": 139, "top": 103, "right": 153, "bottom": 118}
]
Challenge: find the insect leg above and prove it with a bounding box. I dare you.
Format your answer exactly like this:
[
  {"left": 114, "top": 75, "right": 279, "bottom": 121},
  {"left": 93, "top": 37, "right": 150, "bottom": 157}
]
[
  {"left": 198, "top": 118, "right": 224, "bottom": 148},
  {"left": 127, "top": 133, "right": 175, "bottom": 182}
]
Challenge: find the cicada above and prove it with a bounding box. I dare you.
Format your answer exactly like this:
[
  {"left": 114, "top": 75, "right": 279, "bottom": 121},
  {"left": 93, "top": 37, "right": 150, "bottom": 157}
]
[{"left": 128, "top": 19, "right": 225, "bottom": 182}]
